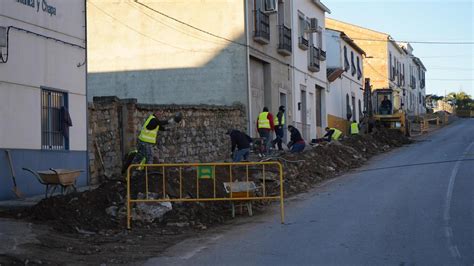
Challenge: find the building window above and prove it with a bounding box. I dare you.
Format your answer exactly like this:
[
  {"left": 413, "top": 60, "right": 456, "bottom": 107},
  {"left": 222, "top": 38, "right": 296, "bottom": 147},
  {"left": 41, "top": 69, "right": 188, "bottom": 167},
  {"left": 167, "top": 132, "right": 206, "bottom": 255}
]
[
  {"left": 389, "top": 52, "right": 393, "bottom": 79},
  {"left": 356, "top": 56, "right": 362, "bottom": 80},
  {"left": 344, "top": 46, "right": 349, "bottom": 72},
  {"left": 358, "top": 99, "right": 362, "bottom": 121},
  {"left": 346, "top": 93, "right": 352, "bottom": 120},
  {"left": 351, "top": 51, "right": 356, "bottom": 76},
  {"left": 41, "top": 89, "right": 68, "bottom": 150},
  {"left": 298, "top": 13, "right": 308, "bottom": 50}
]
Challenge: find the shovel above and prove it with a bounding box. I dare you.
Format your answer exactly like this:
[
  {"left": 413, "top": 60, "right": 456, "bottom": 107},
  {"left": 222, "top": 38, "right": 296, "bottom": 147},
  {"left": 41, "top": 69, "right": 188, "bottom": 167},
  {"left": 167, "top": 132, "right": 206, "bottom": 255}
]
[{"left": 5, "top": 150, "right": 22, "bottom": 198}]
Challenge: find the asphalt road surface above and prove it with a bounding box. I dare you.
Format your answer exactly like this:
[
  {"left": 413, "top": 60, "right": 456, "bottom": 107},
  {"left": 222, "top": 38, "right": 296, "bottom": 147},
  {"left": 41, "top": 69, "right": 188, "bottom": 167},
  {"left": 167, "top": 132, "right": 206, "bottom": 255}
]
[{"left": 147, "top": 119, "right": 474, "bottom": 266}]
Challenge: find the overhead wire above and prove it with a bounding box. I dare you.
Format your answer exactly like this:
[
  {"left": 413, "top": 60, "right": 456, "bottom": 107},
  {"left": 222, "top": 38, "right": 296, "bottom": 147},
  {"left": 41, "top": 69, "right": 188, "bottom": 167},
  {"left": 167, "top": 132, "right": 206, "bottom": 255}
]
[
  {"left": 356, "top": 158, "right": 474, "bottom": 172},
  {"left": 94, "top": 0, "right": 472, "bottom": 84},
  {"left": 89, "top": 2, "right": 199, "bottom": 52},
  {"left": 131, "top": 0, "right": 349, "bottom": 81},
  {"left": 123, "top": 1, "right": 231, "bottom": 46}
]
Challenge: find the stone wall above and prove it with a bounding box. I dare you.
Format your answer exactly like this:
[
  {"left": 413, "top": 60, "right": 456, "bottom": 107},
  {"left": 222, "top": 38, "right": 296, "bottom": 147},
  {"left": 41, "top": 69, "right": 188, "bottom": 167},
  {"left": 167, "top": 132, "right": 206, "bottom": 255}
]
[{"left": 88, "top": 97, "right": 246, "bottom": 184}]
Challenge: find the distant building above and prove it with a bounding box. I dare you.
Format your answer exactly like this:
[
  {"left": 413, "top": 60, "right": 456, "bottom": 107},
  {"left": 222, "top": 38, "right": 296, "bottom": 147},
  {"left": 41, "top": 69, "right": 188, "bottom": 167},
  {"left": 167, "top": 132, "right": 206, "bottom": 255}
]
[
  {"left": 0, "top": 1, "right": 87, "bottom": 200},
  {"left": 326, "top": 18, "right": 426, "bottom": 117},
  {"left": 325, "top": 29, "right": 365, "bottom": 133}
]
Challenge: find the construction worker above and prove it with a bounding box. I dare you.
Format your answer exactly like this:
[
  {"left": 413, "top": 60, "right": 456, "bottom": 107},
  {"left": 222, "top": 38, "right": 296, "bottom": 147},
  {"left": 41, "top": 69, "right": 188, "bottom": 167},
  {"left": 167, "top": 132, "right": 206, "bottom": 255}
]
[
  {"left": 350, "top": 120, "right": 360, "bottom": 135},
  {"left": 272, "top": 105, "right": 285, "bottom": 151},
  {"left": 324, "top": 127, "right": 342, "bottom": 141},
  {"left": 132, "top": 112, "right": 182, "bottom": 166},
  {"left": 226, "top": 129, "right": 252, "bottom": 162},
  {"left": 287, "top": 125, "right": 305, "bottom": 153},
  {"left": 256, "top": 107, "right": 274, "bottom": 155}
]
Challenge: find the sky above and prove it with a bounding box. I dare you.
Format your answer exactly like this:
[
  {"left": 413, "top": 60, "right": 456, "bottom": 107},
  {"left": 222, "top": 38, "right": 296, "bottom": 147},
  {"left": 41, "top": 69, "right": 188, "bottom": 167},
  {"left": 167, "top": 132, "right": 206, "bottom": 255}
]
[{"left": 326, "top": 0, "right": 474, "bottom": 97}]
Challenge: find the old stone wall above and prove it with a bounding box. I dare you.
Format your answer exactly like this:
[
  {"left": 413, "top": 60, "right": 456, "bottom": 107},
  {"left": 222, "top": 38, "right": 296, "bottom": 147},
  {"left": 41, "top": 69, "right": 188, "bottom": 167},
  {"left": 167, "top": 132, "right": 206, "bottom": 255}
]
[{"left": 88, "top": 97, "right": 246, "bottom": 184}]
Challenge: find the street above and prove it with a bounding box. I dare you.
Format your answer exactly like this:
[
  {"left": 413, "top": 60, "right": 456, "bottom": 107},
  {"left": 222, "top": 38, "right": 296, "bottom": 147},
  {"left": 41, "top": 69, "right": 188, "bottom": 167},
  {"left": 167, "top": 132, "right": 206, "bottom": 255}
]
[{"left": 147, "top": 119, "right": 474, "bottom": 266}]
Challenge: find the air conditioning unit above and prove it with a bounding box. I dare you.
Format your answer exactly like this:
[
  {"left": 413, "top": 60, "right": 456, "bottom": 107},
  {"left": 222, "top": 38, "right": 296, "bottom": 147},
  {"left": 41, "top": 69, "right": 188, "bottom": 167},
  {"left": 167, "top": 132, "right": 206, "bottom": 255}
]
[
  {"left": 307, "top": 18, "right": 318, "bottom": 33},
  {"left": 263, "top": 0, "right": 278, "bottom": 13},
  {"left": 0, "top": 27, "right": 6, "bottom": 48}
]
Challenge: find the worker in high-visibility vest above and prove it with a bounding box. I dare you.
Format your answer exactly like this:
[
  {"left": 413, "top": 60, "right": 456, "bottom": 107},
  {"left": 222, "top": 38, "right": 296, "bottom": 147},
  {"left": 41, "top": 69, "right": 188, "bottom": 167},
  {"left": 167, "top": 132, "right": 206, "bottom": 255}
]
[
  {"left": 350, "top": 121, "right": 360, "bottom": 135},
  {"left": 256, "top": 107, "right": 274, "bottom": 155},
  {"left": 272, "top": 105, "right": 286, "bottom": 151},
  {"left": 132, "top": 112, "right": 182, "bottom": 166},
  {"left": 324, "top": 127, "right": 342, "bottom": 141}
]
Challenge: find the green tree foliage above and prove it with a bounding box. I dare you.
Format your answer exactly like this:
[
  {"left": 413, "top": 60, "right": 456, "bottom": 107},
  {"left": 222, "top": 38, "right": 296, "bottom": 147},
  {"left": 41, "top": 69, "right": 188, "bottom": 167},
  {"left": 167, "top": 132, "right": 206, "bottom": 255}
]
[{"left": 446, "top": 91, "right": 474, "bottom": 110}]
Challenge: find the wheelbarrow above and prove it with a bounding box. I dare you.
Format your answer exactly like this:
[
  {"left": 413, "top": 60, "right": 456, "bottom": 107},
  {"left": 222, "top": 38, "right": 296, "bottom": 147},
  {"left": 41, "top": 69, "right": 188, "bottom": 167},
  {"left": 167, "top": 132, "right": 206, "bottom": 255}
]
[
  {"left": 223, "top": 181, "right": 257, "bottom": 218},
  {"left": 22, "top": 168, "right": 83, "bottom": 198}
]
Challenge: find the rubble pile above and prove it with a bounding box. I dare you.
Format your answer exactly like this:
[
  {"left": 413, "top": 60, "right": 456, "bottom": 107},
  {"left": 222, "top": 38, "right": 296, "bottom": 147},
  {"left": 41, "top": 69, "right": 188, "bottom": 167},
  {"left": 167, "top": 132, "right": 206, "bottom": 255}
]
[
  {"left": 21, "top": 129, "right": 410, "bottom": 233},
  {"left": 281, "top": 129, "right": 411, "bottom": 194}
]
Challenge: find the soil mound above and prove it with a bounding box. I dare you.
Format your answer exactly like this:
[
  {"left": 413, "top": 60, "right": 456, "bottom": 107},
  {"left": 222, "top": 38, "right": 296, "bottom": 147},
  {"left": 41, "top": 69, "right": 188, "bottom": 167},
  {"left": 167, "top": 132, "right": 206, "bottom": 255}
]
[{"left": 21, "top": 129, "right": 410, "bottom": 233}]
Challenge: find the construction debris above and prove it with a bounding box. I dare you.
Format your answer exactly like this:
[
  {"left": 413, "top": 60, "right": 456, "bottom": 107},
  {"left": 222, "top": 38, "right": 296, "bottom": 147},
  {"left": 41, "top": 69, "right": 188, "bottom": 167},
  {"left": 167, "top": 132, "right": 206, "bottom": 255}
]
[{"left": 14, "top": 129, "right": 410, "bottom": 234}]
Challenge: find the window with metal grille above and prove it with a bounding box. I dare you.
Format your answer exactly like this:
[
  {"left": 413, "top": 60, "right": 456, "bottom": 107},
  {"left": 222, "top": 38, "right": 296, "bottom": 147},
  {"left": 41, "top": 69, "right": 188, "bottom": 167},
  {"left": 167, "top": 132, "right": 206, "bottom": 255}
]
[{"left": 41, "top": 89, "right": 68, "bottom": 150}]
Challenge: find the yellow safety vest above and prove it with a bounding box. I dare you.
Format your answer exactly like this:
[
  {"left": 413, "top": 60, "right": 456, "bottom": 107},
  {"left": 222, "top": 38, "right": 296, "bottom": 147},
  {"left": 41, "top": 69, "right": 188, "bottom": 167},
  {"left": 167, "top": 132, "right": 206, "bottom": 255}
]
[
  {"left": 138, "top": 115, "right": 160, "bottom": 144},
  {"left": 350, "top": 122, "right": 359, "bottom": 135},
  {"left": 258, "top": 112, "right": 271, "bottom": 129},
  {"left": 274, "top": 113, "right": 285, "bottom": 126},
  {"left": 331, "top": 128, "right": 342, "bottom": 140}
]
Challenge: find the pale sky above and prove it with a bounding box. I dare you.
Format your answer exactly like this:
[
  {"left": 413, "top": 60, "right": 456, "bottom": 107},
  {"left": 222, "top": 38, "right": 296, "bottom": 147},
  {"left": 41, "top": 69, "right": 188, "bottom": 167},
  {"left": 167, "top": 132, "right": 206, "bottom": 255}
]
[{"left": 326, "top": 0, "right": 474, "bottom": 97}]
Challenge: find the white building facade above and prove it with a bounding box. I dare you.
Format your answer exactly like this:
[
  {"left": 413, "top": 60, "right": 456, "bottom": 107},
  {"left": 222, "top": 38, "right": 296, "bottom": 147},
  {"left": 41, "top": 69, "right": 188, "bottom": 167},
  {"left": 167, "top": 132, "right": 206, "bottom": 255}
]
[
  {"left": 326, "top": 29, "right": 365, "bottom": 133},
  {"left": 0, "top": 1, "right": 87, "bottom": 200},
  {"left": 290, "top": 0, "right": 330, "bottom": 140}
]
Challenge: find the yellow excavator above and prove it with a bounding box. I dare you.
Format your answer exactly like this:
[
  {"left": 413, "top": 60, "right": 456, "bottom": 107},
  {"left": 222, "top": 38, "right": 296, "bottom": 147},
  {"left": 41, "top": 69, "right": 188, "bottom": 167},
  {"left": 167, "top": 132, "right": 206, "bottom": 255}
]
[
  {"left": 372, "top": 89, "right": 408, "bottom": 135},
  {"left": 364, "top": 79, "right": 409, "bottom": 136}
]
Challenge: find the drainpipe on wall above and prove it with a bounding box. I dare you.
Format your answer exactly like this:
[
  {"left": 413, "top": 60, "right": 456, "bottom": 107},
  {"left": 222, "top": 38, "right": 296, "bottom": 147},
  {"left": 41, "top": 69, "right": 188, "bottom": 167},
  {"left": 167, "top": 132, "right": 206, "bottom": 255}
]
[
  {"left": 84, "top": 0, "right": 90, "bottom": 185},
  {"left": 289, "top": 1, "right": 295, "bottom": 128},
  {"left": 244, "top": 0, "right": 252, "bottom": 136}
]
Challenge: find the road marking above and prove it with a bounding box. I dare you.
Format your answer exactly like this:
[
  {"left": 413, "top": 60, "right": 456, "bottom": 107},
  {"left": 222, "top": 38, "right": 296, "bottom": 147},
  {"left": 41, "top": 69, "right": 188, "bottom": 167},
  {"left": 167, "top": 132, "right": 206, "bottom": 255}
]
[
  {"left": 444, "top": 142, "right": 474, "bottom": 222},
  {"left": 443, "top": 141, "right": 474, "bottom": 260}
]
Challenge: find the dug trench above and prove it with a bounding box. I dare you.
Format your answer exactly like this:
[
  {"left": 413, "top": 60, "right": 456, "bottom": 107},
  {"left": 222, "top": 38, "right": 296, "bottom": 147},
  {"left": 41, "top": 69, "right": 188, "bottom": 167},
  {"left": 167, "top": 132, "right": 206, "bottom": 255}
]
[{"left": 0, "top": 129, "right": 411, "bottom": 265}]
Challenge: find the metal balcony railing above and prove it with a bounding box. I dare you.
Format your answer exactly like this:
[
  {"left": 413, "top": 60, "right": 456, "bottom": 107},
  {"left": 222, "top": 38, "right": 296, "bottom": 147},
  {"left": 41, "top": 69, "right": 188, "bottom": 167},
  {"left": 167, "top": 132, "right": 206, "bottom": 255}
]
[
  {"left": 308, "top": 46, "right": 320, "bottom": 72},
  {"left": 298, "top": 36, "right": 309, "bottom": 50},
  {"left": 318, "top": 49, "right": 326, "bottom": 61},
  {"left": 254, "top": 10, "right": 270, "bottom": 44},
  {"left": 277, "top": 25, "right": 292, "bottom": 56}
]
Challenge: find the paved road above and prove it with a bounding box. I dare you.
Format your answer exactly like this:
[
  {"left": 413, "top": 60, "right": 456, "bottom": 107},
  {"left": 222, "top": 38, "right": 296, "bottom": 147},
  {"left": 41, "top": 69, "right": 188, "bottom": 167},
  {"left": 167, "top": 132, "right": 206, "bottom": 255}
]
[{"left": 147, "top": 119, "right": 474, "bottom": 266}]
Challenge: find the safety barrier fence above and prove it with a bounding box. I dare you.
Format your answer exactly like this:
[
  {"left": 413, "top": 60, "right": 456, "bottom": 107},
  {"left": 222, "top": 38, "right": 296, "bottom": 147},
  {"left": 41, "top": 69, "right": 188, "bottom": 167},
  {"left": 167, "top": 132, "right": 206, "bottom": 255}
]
[
  {"left": 414, "top": 115, "right": 448, "bottom": 135},
  {"left": 126, "top": 161, "right": 284, "bottom": 229}
]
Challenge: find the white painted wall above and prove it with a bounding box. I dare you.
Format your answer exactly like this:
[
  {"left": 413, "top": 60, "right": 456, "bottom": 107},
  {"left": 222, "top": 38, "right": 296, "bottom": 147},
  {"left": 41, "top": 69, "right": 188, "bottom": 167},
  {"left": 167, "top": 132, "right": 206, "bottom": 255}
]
[
  {"left": 291, "top": 0, "right": 328, "bottom": 139},
  {"left": 0, "top": 0, "right": 86, "bottom": 151},
  {"left": 326, "top": 30, "right": 364, "bottom": 124}
]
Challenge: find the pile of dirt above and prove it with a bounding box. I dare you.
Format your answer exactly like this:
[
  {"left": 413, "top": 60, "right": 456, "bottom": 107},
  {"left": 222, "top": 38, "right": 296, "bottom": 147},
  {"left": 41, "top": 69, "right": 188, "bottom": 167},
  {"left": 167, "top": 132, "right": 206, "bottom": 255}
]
[
  {"left": 22, "top": 181, "right": 125, "bottom": 233},
  {"left": 19, "top": 129, "right": 410, "bottom": 233},
  {"left": 280, "top": 129, "right": 411, "bottom": 195}
]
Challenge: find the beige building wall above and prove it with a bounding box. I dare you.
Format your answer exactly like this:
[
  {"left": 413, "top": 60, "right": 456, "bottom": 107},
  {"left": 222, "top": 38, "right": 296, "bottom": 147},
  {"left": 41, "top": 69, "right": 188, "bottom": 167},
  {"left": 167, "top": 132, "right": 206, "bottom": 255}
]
[{"left": 87, "top": 0, "right": 248, "bottom": 109}]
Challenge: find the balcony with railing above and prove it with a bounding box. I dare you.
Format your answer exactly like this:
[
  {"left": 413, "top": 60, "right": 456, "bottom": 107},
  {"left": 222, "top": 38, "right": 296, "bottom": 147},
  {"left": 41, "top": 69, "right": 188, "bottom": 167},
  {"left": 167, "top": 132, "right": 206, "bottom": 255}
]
[
  {"left": 308, "top": 46, "right": 320, "bottom": 72},
  {"left": 298, "top": 36, "right": 309, "bottom": 50},
  {"left": 277, "top": 25, "right": 292, "bottom": 56},
  {"left": 318, "top": 49, "right": 326, "bottom": 61},
  {"left": 253, "top": 10, "right": 270, "bottom": 44}
]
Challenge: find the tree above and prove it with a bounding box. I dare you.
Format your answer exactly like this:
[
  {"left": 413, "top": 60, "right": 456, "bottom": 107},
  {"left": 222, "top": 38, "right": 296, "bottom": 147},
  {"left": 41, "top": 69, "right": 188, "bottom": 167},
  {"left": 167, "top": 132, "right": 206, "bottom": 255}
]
[{"left": 446, "top": 91, "right": 473, "bottom": 110}]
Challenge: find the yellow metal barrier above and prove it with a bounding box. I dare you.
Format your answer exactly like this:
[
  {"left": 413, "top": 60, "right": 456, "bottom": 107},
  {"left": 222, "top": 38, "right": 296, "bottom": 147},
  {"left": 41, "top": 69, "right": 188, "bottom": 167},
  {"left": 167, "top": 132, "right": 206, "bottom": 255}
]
[{"left": 126, "top": 161, "right": 285, "bottom": 229}]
